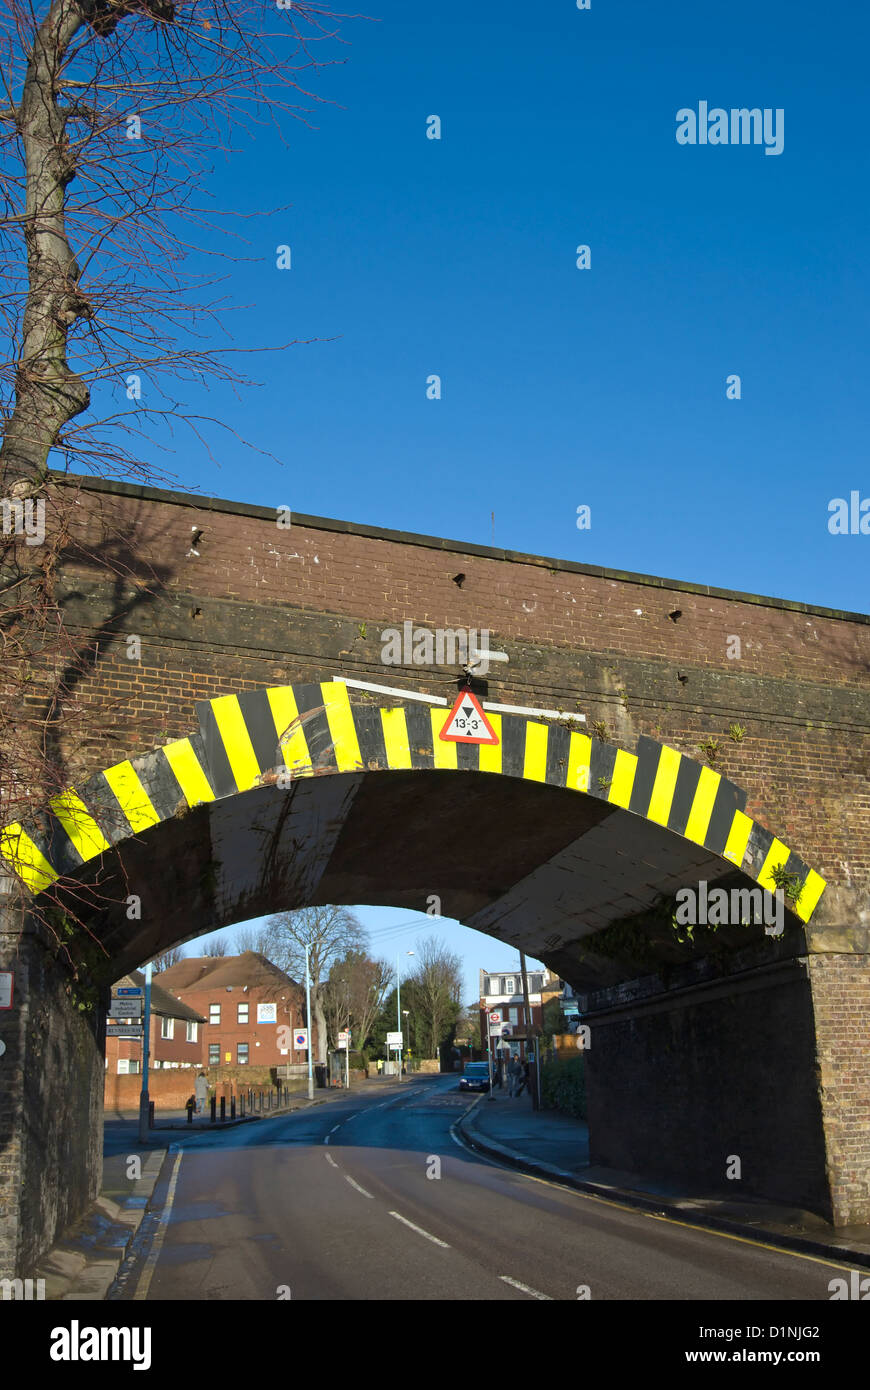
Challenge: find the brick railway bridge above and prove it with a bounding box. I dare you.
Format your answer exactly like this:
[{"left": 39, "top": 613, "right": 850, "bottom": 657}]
[{"left": 1, "top": 475, "right": 868, "bottom": 1276}]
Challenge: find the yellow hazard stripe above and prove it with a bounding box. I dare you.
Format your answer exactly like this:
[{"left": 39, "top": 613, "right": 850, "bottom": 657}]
[
  {"left": 723, "top": 810, "right": 753, "bottom": 866},
  {"left": 321, "top": 682, "right": 363, "bottom": 772},
  {"left": 794, "top": 869, "right": 826, "bottom": 923},
  {"left": 608, "top": 750, "right": 637, "bottom": 810},
  {"left": 162, "top": 739, "right": 214, "bottom": 807},
  {"left": 380, "top": 708, "right": 412, "bottom": 769},
  {"left": 431, "top": 708, "right": 457, "bottom": 769},
  {"left": 0, "top": 824, "right": 59, "bottom": 893},
  {"left": 523, "top": 723, "right": 548, "bottom": 782},
  {"left": 267, "top": 686, "right": 312, "bottom": 775},
  {"left": 211, "top": 694, "right": 261, "bottom": 791},
  {"left": 50, "top": 790, "right": 110, "bottom": 861},
  {"left": 479, "top": 712, "right": 502, "bottom": 773},
  {"left": 566, "top": 731, "right": 592, "bottom": 793},
  {"left": 103, "top": 761, "right": 160, "bottom": 834},
  {"left": 758, "top": 838, "right": 790, "bottom": 894},
  {"left": 684, "top": 766, "right": 721, "bottom": 845},
  {"left": 647, "top": 745, "right": 682, "bottom": 825}
]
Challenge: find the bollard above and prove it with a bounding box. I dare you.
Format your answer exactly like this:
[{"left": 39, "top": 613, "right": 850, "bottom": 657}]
[
  {"left": 231, "top": 1096, "right": 236, "bottom": 1119},
  {"left": 240, "top": 1093, "right": 244, "bottom": 1117},
  {"left": 148, "top": 1100, "right": 155, "bottom": 1129},
  {"left": 186, "top": 1098, "right": 195, "bottom": 1124},
  {"left": 210, "top": 1095, "right": 216, "bottom": 1123},
  {"left": 220, "top": 1096, "right": 226, "bottom": 1121}
]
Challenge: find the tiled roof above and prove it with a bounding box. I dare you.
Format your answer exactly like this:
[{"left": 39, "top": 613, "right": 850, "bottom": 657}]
[
  {"left": 155, "top": 951, "right": 298, "bottom": 994},
  {"left": 113, "top": 971, "right": 206, "bottom": 1022}
]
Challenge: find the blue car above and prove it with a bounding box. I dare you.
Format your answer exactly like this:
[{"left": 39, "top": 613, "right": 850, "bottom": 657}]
[{"left": 459, "top": 1062, "right": 492, "bottom": 1092}]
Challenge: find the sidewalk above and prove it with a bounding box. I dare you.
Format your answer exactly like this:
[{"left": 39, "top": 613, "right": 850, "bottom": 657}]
[
  {"left": 458, "top": 1090, "right": 870, "bottom": 1269},
  {"left": 36, "top": 1076, "right": 390, "bottom": 1300}
]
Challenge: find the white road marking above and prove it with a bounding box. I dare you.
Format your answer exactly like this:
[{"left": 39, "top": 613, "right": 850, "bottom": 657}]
[
  {"left": 388, "top": 1211, "right": 450, "bottom": 1249},
  {"left": 499, "top": 1274, "right": 552, "bottom": 1300},
  {"left": 325, "top": 1152, "right": 339, "bottom": 1168},
  {"left": 345, "top": 1175, "right": 374, "bottom": 1199},
  {"left": 329, "top": 1124, "right": 341, "bottom": 1133},
  {"left": 134, "top": 1149, "right": 184, "bottom": 1301}
]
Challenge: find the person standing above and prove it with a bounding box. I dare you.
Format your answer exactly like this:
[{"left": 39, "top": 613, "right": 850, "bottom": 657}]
[{"left": 507, "top": 1054, "right": 522, "bottom": 1098}]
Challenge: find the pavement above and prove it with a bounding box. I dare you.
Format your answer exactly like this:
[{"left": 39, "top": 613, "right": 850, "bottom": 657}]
[
  {"left": 33, "top": 1075, "right": 392, "bottom": 1300},
  {"left": 458, "top": 1086, "right": 870, "bottom": 1269}
]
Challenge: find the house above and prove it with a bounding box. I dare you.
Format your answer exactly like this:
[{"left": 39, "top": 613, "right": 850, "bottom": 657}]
[
  {"left": 105, "top": 970, "right": 206, "bottom": 1076},
  {"left": 154, "top": 952, "right": 312, "bottom": 1071},
  {"left": 478, "top": 965, "right": 561, "bottom": 1054}
]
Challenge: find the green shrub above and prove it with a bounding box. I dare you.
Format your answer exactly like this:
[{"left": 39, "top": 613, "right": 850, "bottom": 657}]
[{"left": 541, "top": 1054, "right": 586, "bottom": 1119}]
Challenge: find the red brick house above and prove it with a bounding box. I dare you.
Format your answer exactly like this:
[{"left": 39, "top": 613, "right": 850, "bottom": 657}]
[{"left": 154, "top": 952, "right": 313, "bottom": 1070}]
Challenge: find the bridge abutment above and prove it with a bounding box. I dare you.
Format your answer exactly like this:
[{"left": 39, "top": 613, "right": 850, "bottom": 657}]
[
  {"left": 582, "top": 934, "right": 870, "bottom": 1226},
  {"left": 0, "top": 891, "right": 104, "bottom": 1278}
]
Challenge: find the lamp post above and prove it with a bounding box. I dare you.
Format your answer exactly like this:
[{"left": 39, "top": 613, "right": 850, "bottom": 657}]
[
  {"left": 396, "top": 950, "right": 413, "bottom": 1081},
  {"left": 305, "top": 942, "right": 314, "bottom": 1100}
]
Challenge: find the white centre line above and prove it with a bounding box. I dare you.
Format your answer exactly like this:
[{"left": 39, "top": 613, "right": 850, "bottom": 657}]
[
  {"left": 388, "top": 1211, "right": 450, "bottom": 1249},
  {"left": 345, "top": 1175, "right": 374, "bottom": 1199},
  {"left": 499, "top": 1275, "right": 552, "bottom": 1300},
  {"left": 325, "top": 1152, "right": 339, "bottom": 1168},
  {"left": 134, "top": 1149, "right": 184, "bottom": 1301}
]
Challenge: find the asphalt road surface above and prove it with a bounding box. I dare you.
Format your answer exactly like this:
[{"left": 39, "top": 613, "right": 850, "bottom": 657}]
[{"left": 110, "top": 1076, "right": 849, "bottom": 1301}]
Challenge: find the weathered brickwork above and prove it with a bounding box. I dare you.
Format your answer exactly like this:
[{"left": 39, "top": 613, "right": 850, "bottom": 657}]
[
  {"left": 808, "top": 952, "right": 870, "bottom": 1220},
  {"left": 49, "top": 477, "right": 870, "bottom": 912}
]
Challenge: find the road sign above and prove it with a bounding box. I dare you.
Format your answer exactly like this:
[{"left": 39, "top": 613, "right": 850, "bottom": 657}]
[
  {"left": 294, "top": 1029, "right": 308, "bottom": 1049},
  {"left": 489, "top": 1023, "right": 503, "bottom": 1037},
  {"left": 501, "top": 1025, "right": 512, "bottom": 1038},
  {"left": 106, "top": 1024, "right": 143, "bottom": 1038},
  {"left": 116, "top": 987, "right": 143, "bottom": 996},
  {"left": 337, "top": 1031, "right": 350, "bottom": 1049},
  {"left": 0, "top": 973, "right": 12, "bottom": 1009},
  {"left": 439, "top": 690, "right": 498, "bottom": 745},
  {"left": 488, "top": 1011, "right": 501, "bottom": 1025},
  {"left": 386, "top": 1030, "right": 403, "bottom": 1047},
  {"left": 109, "top": 998, "right": 143, "bottom": 1017}
]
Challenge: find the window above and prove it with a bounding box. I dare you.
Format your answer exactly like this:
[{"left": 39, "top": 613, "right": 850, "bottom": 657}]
[
  {"left": 237, "top": 1003, "right": 249, "bottom": 1024},
  {"left": 117, "top": 1058, "right": 140, "bottom": 1075},
  {"left": 186, "top": 1021, "right": 198, "bottom": 1043},
  {"left": 209, "top": 1004, "right": 220, "bottom": 1025},
  {"left": 237, "top": 1043, "right": 249, "bottom": 1065},
  {"left": 505, "top": 978, "right": 515, "bottom": 996},
  {"left": 509, "top": 1007, "right": 519, "bottom": 1024},
  {"left": 483, "top": 976, "right": 493, "bottom": 995},
  {"left": 208, "top": 1044, "right": 220, "bottom": 1065},
  {"left": 160, "top": 1017, "right": 174, "bottom": 1040}
]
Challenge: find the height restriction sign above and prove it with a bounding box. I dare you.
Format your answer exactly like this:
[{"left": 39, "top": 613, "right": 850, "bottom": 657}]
[{"left": 439, "top": 690, "right": 498, "bottom": 745}]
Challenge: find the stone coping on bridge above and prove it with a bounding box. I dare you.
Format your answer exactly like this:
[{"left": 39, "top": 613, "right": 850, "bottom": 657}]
[{"left": 51, "top": 472, "right": 870, "bottom": 627}]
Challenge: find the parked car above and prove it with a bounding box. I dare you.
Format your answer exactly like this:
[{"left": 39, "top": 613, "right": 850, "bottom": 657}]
[{"left": 459, "top": 1062, "right": 492, "bottom": 1092}]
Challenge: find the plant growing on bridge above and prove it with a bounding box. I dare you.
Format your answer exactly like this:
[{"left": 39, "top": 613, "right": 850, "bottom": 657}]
[
  {"left": 697, "top": 737, "right": 720, "bottom": 764},
  {"left": 728, "top": 723, "right": 746, "bottom": 742},
  {"left": 589, "top": 720, "right": 610, "bottom": 742},
  {"left": 768, "top": 865, "right": 804, "bottom": 905}
]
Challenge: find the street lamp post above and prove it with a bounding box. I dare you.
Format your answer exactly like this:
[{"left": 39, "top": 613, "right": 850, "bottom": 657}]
[
  {"left": 396, "top": 950, "right": 413, "bottom": 1081},
  {"left": 305, "top": 942, "right": 314, "bottom": 1100}
]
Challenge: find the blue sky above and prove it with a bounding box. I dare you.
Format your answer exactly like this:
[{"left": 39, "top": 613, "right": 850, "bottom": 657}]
[{"left": 117, "top": 3, "right": 865, "bottom": 992}]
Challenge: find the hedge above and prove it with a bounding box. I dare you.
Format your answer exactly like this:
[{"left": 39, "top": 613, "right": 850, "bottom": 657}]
[{"left": 540, "top": 1053, "right": 586, "bottom": 1119}]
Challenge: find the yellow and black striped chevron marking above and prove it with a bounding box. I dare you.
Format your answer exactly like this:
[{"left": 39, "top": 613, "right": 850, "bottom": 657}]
[{"left": 0, "top": 681, "right": 826, "bottom": 924}]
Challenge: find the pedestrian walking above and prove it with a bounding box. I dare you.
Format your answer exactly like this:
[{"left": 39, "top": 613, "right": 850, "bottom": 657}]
[
  {"left": 494, "top": 1056, "right": 503, "bottom": 1090},
  {"left": 194, "top": 1071, "right": 209, "bottom": 1116},
  {"left": 507, "top": 1054, "right": 522, "bottom": 1098},
  {"left": 516, "top": 1058, "right": 530, "bottom": 1098}
]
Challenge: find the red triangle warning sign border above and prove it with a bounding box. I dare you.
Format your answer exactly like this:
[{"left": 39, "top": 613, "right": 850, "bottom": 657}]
[{"left": 438, "top": 689, "right": 499, "bottom": 745}]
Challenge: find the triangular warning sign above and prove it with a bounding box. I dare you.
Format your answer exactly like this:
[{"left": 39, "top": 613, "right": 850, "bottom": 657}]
[{"left": 439, "top": 689, "right": 499, "bottom": 745}]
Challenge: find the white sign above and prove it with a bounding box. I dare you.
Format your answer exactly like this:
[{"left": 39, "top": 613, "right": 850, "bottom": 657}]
[
  {"left": 109, "top": 997, "right": 143, "bottom": 1017},
  {"left": 386, "top": 1031, "right": 403, "bottom": 1047},
  {"left": 0, "top": 973, "right": 12, "bottom": 1009},
  {"left": 489, "top": 1023, "right": 503, "bottom": 1037},
  {"left": 257, "top": 1003, "right": 277, "bottom": 1024},
  {"left": 337, "top": 1031, "right": 350, "bottom": 1049},
  {"left": 293, "top": 1029, "right": 308, "bottom": 1049}
]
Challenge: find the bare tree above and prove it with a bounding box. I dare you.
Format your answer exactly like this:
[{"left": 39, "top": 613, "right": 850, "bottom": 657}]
[
  {"left": 410, "top": 935, "right": 463, "bottom": 1060},
  {"left": 234, "top": 922, "right": 273, "bottom": 956},
  {"left": 322, "top": 948, "right": 392, "bottom": 1052},
  {"left": 0, "top": 0, "right": 354, "bottom": 975},
  {"left": 203, "top": 935, "right": 228, "bottom": 957},
  {"left": 149, "top": 944, "right": 184, "bottom": 972},
  {"left": 264, "top": 906, "right": 366, "bottom": 1064}
]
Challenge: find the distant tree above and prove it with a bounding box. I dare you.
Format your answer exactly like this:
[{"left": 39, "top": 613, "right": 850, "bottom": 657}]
[
  {"left": 456, "top": 1002, "right": 482, "bottom": 1053},
  {"left": 410, "top": 936, "right": 463, "bottom": 1059},
  {"left": 541, "top": 997, "right": 567, "bottom": 1041},
  {"left": 149, "top": 946, "right": 184, "bottom": 973},
  {"left": 234, "top": 923, "right": 273, "bottom": 956},
  {"left": 203, "top": 936, "right": 229, "bottom": 958},
  {"left": 263, "top": 906, "right": 366, "bottom": 1064}
]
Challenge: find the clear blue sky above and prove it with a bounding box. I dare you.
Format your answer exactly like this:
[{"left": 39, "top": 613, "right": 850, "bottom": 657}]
[
  {"left": 127, "top": 3, "right": 866, "bottom": 991},
  {"left": 118, "top": 0, "right": 867, "bottom": 614}
]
